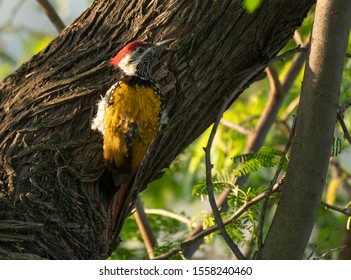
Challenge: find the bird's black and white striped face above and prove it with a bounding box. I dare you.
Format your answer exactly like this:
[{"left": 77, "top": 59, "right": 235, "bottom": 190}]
[
  {"left": 110, "top": 39, "right": 175, "bottom": 81},
  {"left": 117, "top": 43, "right": 157, "bottom": 80}
]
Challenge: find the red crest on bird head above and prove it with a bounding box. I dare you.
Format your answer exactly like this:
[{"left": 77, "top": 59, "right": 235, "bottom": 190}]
[{"left": 110, "top": 41, "right": 153, "bottom": 67}]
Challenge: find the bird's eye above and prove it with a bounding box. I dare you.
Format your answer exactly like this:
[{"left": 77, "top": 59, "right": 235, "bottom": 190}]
[{"left": 137, "top": 47, "right": 145, "bottom": 53}]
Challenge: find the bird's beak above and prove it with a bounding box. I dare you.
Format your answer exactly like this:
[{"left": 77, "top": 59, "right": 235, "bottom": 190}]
[{"left": 154, "top": 38, "right": 176, "bottom": 49}]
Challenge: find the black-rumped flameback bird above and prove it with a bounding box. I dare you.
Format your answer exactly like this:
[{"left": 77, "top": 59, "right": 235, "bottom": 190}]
[{"left": 92, "top": 38, "right": 175, "bottom": 184}]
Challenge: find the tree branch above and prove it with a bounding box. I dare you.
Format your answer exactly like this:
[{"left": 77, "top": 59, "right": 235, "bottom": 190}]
[
  {"left": 339, "top": 99, "right": 351, "bottom": 114},
  {"left": 320, "top": 201, "right": 351, "bottom": 216},
  {"left": 337, "top": 111, "right": 351, "bottom": 145},
  {"left": 36, "top": 0, "right": 65, "bottom": 33},
  {"left": 133, "top": 197, "right": 158, "bottom": 259},
  {"left": 220, "top": 119, "right": 251, "bottom": 135},
  {"left": 204, "top": 67, "right": 265, "bottom": 259},
  {"left": 144, "top": 209, "right": 194, "bottom": 227},
  {"left": 314, "top": 245, "right": 348, "bottom": 259},
  {"left": 269, "top": 46, "right": 308, "bottom": 64},
  {"left": 306, "top": 227, "right": 339, "bottom": 259}
]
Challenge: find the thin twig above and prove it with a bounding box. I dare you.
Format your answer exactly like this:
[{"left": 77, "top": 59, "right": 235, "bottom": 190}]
[
  {"left": 337, "top": 111, "right": 351, "bottom": 145},
  {"left": 204, "top": 65, "right": 265, "bottom": 260},
  {"left": 269, "top": 46, "right": 308, "bottom": 64},
  {"left": 134, "top": 196, "right": 158, "bottom": 259},
  {"left": 306, "top": 227, "right": 339, "bottom": 260},
  {"left": 257, "top": 115, "right": 297, "bottom": 250},
  {"left": 339, "top": 99, "right": 351, "bottom": 114},
  {"left": 320, "top": 201, "right": 351, "bottom": 216},
  {"left": 205, "top": 102, "right": 246, "bottom": 259},
  {"left": 144, "top": 209, "right": 194, "bottom": 227},
  {"left": 220, "top": 119, "right": 251, "bottom": 135},
  {"left": 314, "top": 245, "right": 348, "bottom": 260},
  {"left": 154, "top": 181, "right": 282, "bottom": 260},
  {"left": 36, "top": 0, "right": 65, "bottom": 33},
  {"left": 153, "top": 247, "right": 183, "bottom": 260},
  {"left": 266, "top": 65, "right": 284, "bottom": 97}
]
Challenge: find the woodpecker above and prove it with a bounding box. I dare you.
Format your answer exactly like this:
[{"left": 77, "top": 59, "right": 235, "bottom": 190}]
[{"left": 92, "top": 38, "right": 175, "bottom": 182}]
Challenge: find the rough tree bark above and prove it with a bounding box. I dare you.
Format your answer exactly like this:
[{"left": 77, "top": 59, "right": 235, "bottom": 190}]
[
  {"left": 0, "top": 0, "right": 313, "bottom": 259},
  {"left": 259, "top": 0, "right": 351, "bottom": 259}
]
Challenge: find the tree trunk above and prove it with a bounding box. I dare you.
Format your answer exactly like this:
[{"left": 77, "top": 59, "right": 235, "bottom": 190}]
[
  {"left": 259, "top": 0, "right": 351, "bottom": 260},
  {"left": 0, "top": 0, "right": 313, "bottom": 259}
]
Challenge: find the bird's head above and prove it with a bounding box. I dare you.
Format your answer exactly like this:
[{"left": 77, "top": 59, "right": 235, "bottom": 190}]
[{"left": 110, "top": 38, "right": 175, "bottom": 81}]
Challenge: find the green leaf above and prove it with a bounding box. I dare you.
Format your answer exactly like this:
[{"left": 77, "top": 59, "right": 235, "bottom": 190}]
[
  {"left": 192, "top": 181, "right": 207, "bottom": 196},
  {"left": 232, "top": 147, "right": 289, "bottom": 177},
  {"left": 191, "top": 172, "right": 237, "bottom": 197}
]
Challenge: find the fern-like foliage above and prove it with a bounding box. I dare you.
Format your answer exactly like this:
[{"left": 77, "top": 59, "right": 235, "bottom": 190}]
[
  {"left": 232, "top": 147, "right": 289, "bottom": 177},
  {"left": 225, "top": 186, "right": 266, "bottom": 245},
  {"left": 192, "top": 172, "right": 237, "bottom": 197}
]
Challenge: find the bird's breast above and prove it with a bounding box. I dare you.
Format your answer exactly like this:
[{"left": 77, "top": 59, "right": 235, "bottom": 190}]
[{"left": 103, "top": 80, "right": 162, "bottom": 172}]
